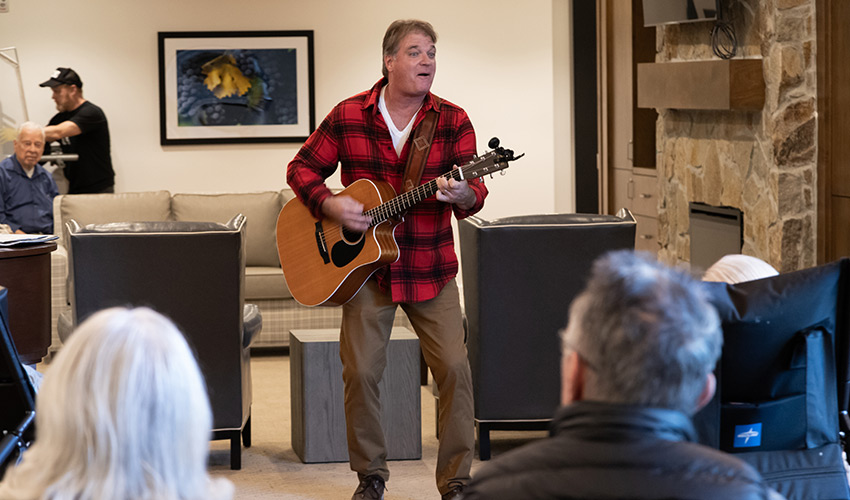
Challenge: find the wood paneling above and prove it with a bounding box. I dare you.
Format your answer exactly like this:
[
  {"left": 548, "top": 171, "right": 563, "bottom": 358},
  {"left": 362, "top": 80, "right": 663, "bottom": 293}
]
[
  {"left": 602, "top": 0, "right": 659, "bottom": 255},
  {"left": 630, "top": 172, "right": 656, "bottom": 216},
  {"left": 818, "top": 0, "right": 850, "bottom": 262},
  {"left": 637, "top": 60, "right": 765, "bottom": 110},
  {"left": 831, "top": 197, "right": 850, "bottom": 259},
  {"left": 607, "top": 0, "right": 632, "bottom": 171},
  {"left": 611, "top": 168, "right": 632, "bottom": 213},
  {"left": 631, "top": 0, "right": 657, "bottom": 169},
  {"left": 634, "top": 213, "right": 659, "bottom": 253},
  {"left": 829, "top": 1, "right": 850, "bottom": 196}
]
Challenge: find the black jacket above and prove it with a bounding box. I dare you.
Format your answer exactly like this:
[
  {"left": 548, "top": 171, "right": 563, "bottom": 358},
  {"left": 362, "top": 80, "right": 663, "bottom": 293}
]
[{"left": 464, "top": 401, "right": 782, "bottom": 500}]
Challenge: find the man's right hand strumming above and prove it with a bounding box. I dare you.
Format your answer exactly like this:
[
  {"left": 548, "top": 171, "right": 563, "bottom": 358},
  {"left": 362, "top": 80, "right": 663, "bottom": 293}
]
[{"left": 322, "top": 195, "right": 372, "bottom": 232}]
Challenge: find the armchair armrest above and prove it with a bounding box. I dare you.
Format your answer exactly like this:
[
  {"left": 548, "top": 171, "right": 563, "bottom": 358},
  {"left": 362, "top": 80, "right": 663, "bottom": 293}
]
[{"left": 242, "top": 303, "right": 263, "bottom": 348}]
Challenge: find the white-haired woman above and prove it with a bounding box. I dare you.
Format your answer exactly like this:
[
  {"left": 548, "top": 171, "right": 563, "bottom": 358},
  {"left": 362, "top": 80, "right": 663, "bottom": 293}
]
[
  {"left": 702, "top": 253, "right": 779, "bottom": 284},
  {"left": 0, "top": 307, "right": 233, "bottom": 500}
]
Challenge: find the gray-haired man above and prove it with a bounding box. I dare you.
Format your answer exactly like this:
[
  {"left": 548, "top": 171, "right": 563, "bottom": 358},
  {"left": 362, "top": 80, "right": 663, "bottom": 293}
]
[
  {"left": 0, "top": 122, "right": 58, "bottom": 234},
  {"left": 464, "top": 251, "right": 784, "bottom": 500}
]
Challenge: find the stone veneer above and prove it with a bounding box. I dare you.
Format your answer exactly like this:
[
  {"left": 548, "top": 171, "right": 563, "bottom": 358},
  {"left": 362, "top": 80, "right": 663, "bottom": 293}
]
[{"left": 655, "top": 0, "right": 817, "bottom": 272}]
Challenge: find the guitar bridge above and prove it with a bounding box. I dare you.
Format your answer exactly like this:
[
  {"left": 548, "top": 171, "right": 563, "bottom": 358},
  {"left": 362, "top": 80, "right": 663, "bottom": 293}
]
[{"left": 315, "top": 221, "right": 330, "bottom": 264}]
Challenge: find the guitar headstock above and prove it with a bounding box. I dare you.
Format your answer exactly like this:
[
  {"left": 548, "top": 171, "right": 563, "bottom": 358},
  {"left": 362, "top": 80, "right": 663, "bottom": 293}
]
[{"left": 460, "top": 137, "right": 525, "bottom": 180}]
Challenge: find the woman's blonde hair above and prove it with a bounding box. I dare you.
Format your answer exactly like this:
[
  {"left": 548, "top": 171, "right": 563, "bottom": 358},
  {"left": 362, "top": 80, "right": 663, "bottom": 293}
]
[{"left": 0, "top": 307, "right": 233, "bottom": 500}]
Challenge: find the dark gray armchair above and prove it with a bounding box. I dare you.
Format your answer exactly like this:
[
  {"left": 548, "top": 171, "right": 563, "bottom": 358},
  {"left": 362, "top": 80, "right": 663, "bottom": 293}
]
[
  {"left": 694, "top": 259, "right": 850, "bottom": 499},
  {"left": 61, "top": 215, "right": 261, "bottom": 470},
  {"left": 459, "top": 209, "right": 637, "bottom": 459}
]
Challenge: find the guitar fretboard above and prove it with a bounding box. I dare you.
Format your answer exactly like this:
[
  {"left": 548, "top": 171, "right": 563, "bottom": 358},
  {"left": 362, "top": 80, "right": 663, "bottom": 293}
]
[
  {"left": 362, "top": 148, "right": 514, "bottom": 226},
  {"left": 364, "top": 169, "right": 464, "bottom": 226}
]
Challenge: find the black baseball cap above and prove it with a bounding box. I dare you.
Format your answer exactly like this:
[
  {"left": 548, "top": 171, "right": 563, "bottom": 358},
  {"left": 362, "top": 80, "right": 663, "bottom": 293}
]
[{"left": 39, "top": 67, "right": 83, "bottom": 88}]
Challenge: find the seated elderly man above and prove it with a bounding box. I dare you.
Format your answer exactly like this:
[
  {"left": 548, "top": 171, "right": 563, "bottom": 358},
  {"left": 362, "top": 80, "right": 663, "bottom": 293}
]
[
  {"left": 0, "top": 122, "right": 59, "bottom": 234},
  {"left": 463, "top": 250, "right": 784, "bottom": 500}
]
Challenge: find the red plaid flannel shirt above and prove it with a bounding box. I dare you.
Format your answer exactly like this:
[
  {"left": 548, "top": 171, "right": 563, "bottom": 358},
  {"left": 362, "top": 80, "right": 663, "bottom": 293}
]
[{"left": 287, "top": 78, "right": 488, "bottom": 303}]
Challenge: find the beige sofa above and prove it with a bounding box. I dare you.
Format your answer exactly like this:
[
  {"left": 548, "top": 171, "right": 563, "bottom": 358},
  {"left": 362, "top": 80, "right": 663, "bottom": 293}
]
[{"left": 49, "top": 190, "right": 409, "bottom": 351}]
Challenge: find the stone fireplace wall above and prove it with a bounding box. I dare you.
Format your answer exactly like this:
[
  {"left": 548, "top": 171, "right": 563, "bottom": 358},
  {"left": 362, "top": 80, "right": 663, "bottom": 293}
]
[{"left": 655, "top": 0, "right": 817, "bottom": 272}]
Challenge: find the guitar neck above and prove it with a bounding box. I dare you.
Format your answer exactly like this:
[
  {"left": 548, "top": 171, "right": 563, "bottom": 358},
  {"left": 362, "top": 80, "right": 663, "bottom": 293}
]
[
  {"left": 364, "top": 172, "right": 454, "bottom": 225},
  {"left": 364, "top": 148, "right": 517, "bottom": 225}
]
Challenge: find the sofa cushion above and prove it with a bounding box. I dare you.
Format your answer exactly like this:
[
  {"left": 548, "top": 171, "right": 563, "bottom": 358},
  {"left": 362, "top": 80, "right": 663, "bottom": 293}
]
[
  {"left": 245, "top": 266, "right": 291, "bottom": 300},
  {"left": 57, "top": 191, "right": 172, "bottom": 244},
  {"left": 172, "top": 192, "right": 282, "bottom": 267},
  {"left": 280, "top": 189, "right": 297, "bottom": 205}
]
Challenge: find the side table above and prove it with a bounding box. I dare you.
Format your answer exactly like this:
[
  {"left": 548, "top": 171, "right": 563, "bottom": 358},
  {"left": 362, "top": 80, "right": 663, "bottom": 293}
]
[
  {"left": 0, "top": 242, "right": 57, "bottom": 364},
  {"left": 290, "top": 327, "right": 421, "bottom": 463}
]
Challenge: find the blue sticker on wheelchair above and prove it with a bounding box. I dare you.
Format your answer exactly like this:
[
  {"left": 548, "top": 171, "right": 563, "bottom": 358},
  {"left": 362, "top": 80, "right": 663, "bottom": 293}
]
[{"left": 733, "top": 423, "right": 762, "bottom": 448}]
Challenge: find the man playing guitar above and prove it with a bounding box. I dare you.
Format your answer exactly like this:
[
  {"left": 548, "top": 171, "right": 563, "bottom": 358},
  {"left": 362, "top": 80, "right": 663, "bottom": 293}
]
[{"left": 286, "top": 19, "right": 488, "bottom": 500}]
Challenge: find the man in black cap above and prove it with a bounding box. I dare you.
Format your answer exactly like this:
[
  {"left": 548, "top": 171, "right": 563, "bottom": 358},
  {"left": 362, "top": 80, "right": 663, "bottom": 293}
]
[{"left": 41, "top": 67, "right": 115, "bottom": 194}]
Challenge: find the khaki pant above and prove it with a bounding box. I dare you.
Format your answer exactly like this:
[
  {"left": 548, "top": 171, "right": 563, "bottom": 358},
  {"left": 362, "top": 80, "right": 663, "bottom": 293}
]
[{"left": 340, "top": 278, "right": 474, "bottom": 495}]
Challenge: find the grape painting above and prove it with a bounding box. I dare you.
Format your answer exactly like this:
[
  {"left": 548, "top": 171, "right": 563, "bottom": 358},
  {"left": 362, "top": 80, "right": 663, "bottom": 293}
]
[{"left": 175, "top": 48, "right": 298, "bottom": 127}]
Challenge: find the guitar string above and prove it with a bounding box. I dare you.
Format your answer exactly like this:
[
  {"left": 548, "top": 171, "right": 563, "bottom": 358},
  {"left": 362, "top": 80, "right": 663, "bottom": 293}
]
[
  {"left": 315, "top": 151, "right": 507, "bottom": 254},
  {"left": 360, "top": 150, "right": 506, "bottom": 227},
  {"left": 365, "top": 168, "right": 464, "bottom": 227},
  {"left": 369, "top": 175, "right": 442, "bottom": 225}
]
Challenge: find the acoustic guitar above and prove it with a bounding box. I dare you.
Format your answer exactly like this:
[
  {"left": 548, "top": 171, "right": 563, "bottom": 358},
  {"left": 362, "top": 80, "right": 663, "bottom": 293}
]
[{"left": 276, "top": 139, "right": 523, "bottom": 307}]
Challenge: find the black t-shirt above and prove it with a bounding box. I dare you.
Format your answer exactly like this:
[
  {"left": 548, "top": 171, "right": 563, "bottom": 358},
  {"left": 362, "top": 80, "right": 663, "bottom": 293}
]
[{"left": 48, "top": 101, "right": 115, "bottom": 193}]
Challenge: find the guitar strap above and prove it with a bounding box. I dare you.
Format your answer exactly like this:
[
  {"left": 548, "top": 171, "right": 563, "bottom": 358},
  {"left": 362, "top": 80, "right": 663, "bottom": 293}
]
[{"left": 401, "top": 96, "right": 441, "bottom": 193}]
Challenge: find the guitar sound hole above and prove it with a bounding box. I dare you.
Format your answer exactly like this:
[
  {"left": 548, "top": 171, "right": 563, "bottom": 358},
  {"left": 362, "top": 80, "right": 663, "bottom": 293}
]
[
  {"left": 341, "top": 228, "right": 364, "bottom": 244},
  {"left": 331, "top": 227, "right": 367, "bottom": 268}
]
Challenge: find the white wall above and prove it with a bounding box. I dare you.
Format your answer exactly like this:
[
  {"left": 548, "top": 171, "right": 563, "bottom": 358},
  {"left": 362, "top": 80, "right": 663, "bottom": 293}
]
[{"left": 0, "top": 0, "right": 572, "bottom": 220}]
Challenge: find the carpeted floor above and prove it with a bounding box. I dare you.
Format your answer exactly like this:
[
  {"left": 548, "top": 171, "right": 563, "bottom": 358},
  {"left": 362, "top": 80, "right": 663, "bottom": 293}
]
[{"left": 207, "top": 351, "right": 546, "bottom": 499}]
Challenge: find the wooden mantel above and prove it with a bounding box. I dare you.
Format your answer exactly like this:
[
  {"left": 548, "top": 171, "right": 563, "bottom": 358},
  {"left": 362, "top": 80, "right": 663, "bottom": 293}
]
[{"left": 637, "top": 59, "right": 765, "bottom": 110}]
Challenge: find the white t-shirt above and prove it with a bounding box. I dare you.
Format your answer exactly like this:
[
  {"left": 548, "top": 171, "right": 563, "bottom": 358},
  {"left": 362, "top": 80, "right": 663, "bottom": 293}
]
[{"left": 379, "top": 85, "right": 420, "bottom": 157}]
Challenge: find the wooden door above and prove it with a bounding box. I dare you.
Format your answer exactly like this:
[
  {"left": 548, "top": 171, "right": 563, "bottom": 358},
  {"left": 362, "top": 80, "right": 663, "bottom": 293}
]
[{"left": 817, "top": 0, "right": 850, "bottom": 261}]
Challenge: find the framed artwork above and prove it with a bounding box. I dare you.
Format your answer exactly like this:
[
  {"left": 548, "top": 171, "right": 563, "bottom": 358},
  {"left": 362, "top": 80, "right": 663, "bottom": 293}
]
[{"left": 157, "top": 30, "right": 315, "bottom": 145}]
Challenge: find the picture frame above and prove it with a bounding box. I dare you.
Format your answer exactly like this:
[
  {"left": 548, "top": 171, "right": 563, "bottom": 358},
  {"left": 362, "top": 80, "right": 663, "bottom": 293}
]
[{"left": 157, "top": 30, "right": 315, "bottom": 145}]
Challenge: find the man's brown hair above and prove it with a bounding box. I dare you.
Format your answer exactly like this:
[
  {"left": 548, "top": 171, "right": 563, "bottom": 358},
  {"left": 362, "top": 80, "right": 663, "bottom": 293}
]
[{"left": 382, "top": 19, "right": 438, "bottom": 78}]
